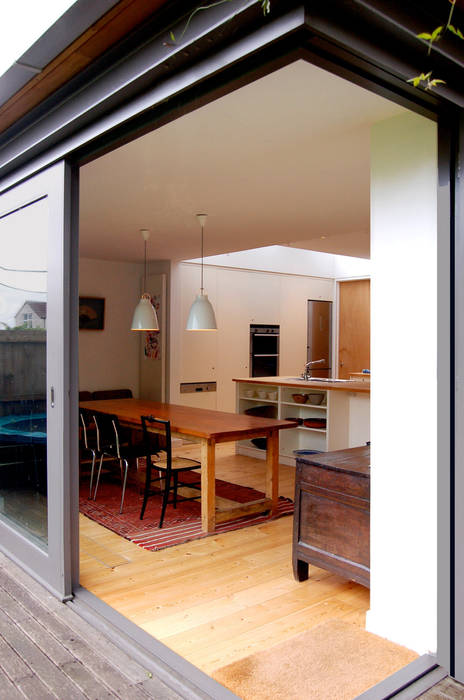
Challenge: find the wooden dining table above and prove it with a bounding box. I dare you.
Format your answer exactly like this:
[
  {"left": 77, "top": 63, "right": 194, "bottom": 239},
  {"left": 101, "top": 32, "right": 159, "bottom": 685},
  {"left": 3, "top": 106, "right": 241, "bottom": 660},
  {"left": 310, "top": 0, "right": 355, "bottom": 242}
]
[{"left": 79, "top": 398, "right": 296, "bottom": 533}]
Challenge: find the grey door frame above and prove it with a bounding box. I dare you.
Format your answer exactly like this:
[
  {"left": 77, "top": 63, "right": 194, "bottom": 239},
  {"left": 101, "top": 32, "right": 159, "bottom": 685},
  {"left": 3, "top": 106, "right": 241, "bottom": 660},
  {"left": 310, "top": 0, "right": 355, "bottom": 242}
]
[
  {"left": 0, "top": 1, "right": 461, "bottom": 695},
  {"left": 453, "top": 113, "right": 464, "bottom": 682},
  {"left": 0, "top": 161, "right": 76, "bottom": 601}
]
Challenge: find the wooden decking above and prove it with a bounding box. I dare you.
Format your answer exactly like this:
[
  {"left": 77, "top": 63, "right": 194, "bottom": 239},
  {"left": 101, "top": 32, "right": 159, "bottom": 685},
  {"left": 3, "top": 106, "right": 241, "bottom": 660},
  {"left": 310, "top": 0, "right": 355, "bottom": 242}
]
[{"left": 79, "top": 444, "right": 370, "bottom": 675}]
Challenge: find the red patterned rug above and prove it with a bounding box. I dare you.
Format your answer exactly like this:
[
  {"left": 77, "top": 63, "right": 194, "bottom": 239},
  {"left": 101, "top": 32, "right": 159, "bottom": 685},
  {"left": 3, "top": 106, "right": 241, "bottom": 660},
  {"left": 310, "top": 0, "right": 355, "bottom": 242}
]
[{"left": 79, "top": 472, "right": 293, "bottom": 552}]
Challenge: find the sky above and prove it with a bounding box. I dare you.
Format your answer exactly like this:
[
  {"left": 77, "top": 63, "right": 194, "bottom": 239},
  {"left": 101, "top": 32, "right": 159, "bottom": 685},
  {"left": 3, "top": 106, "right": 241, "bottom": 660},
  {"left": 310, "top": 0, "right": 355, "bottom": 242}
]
[
  {"left": 1, "top": 1, "right": 76, "bottom": 79},
  {"left": 0, "top": 196, "right": 48, "bottom": 327},
  {"left": 0, "top": 3, "right": 74, "bottom": 323}
]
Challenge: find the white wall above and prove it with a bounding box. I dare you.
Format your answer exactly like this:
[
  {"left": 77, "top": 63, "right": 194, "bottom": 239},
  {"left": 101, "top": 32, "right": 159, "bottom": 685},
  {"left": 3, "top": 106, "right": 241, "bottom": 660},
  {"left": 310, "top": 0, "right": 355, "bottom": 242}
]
[
  {"left": 367, "top": 113, "right": 437, "bottom": 654},
  {"left": 79, "top": 257, "right": 142, "bottom": 395},
  {"left": 170, "top": 262, "right": 334, "bottom": 412}
]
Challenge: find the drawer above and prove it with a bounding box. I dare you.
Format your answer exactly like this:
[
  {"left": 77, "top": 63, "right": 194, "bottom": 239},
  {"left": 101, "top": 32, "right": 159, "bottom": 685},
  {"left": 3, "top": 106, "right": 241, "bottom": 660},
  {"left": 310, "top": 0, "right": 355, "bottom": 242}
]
[{"left": 297, "top": 462, "right": 369, "bottom": 500}]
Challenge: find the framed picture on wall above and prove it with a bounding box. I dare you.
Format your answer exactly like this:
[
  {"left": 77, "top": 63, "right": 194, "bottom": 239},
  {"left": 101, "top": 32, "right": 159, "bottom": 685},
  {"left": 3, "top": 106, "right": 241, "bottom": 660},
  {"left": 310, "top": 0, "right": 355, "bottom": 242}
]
[{"left": 79, "top": 297, "right": 105, "bottom": 330}]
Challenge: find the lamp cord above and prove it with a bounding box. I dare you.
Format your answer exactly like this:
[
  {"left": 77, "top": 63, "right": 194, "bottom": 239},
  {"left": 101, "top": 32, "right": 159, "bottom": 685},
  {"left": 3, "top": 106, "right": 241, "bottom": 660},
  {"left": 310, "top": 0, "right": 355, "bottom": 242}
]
[
  {"left": 143, "top": 239, "right": 147, "bottom": 293},
  {"left": 200, "top": 223, "right": 204, "bottom": 295}
]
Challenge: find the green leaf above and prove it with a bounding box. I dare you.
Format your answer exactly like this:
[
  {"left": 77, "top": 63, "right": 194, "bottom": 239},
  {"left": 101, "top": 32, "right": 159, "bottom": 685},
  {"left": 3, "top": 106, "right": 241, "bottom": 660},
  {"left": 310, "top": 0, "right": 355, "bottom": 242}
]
[
  {"left": 431, "top": 25, "right": 444, "bottom": 40},
  {"left": 261, "top": 0, "right": 271, "bottom": 13},
  {"left": 428, "top": 79, "right": 446, "bottom": 87},
  {"left": 170, "top": 31, "right": 176, "bottom": 41},
  {"left": 417, "top": 32, "right": 433, "bottom": 40},
  {"left": 448, "top": 24, "right": 464, "bottom": 39},
  {"left": 408, "top": 72, "right": 435, "bottom": 89}
]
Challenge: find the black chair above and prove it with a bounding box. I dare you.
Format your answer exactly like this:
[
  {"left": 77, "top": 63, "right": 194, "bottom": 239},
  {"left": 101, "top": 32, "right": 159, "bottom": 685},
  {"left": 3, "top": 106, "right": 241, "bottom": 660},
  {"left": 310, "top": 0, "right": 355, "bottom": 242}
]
[
  {"left": 92, "top": 412, "right": 146, "bottom": 513},
  {"left": 79, "top": 409, "right": 99, "bottom": 498},
  {"left": 140, "top": 415, "right": 201, "bottom": 528}
]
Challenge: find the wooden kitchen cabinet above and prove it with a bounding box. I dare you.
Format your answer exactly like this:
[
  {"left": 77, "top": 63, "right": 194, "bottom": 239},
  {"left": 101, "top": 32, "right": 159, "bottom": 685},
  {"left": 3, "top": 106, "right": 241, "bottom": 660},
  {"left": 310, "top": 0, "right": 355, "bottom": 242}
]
[{"left": 293, "top": 445, "right": 370, "bottom": 587}]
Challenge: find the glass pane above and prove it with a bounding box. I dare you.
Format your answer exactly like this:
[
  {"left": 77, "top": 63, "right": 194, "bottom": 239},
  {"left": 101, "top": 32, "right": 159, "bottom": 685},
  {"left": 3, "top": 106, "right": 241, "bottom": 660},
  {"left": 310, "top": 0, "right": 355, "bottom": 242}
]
[{"left": 0, "top": 197, "right": 48, "bottom": 548}]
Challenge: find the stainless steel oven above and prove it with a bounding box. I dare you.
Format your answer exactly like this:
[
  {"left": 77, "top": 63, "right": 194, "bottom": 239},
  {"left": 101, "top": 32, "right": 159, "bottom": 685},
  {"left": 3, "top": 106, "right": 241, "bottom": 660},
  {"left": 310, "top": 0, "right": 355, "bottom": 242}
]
[{"left": 250, "top": 324, "right": 280, "bottom": 377}]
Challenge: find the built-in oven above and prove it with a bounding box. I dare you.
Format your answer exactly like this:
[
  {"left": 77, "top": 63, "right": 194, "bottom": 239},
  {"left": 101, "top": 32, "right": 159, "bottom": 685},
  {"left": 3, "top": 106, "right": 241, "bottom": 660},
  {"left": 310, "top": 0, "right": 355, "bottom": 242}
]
[{"left": 250, "top": 324, "right": 280, "bottom": 377}]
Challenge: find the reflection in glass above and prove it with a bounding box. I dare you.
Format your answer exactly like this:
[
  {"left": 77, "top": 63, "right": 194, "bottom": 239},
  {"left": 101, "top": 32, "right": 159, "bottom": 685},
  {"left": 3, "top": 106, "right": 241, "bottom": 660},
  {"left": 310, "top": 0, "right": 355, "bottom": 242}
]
[{"left": 0, "top": 198, "right": 48, "bottom": 547}]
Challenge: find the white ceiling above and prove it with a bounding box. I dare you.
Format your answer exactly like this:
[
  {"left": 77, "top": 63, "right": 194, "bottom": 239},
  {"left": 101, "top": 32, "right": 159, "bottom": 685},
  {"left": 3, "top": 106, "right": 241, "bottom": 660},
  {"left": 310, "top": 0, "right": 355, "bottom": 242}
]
[{"left": 79, "top": 59, "right": 406, "bottom": 262}]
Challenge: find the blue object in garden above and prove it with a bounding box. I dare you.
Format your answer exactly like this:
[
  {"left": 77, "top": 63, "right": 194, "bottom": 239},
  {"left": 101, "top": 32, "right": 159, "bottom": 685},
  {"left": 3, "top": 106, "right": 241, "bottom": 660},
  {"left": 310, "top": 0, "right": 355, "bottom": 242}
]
[{"left": 0, "top": 413, "right": 46, "bottom": 444}]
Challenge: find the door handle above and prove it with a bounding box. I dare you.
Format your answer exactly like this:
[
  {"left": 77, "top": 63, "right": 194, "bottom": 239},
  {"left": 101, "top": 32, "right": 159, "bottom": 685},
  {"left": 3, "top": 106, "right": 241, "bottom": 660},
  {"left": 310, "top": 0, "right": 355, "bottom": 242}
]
[{"left": 50, "top": 386, "right": 55, "bottom": 408}]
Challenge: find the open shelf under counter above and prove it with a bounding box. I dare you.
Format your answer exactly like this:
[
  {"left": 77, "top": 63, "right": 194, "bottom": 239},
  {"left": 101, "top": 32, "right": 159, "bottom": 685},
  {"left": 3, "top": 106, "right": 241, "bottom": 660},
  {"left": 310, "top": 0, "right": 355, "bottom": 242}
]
[
  {"left": 239, "top": 396, "right": 278, "bottom": 404},
  {"left": 234, "top": 376, "right": 370, "bottom": 466},
  {"left": 296, "top": 426, "right": 327, "bottom": 433},
  {"left": 280, "top": 400, "right": 327, "bottom": 409}
]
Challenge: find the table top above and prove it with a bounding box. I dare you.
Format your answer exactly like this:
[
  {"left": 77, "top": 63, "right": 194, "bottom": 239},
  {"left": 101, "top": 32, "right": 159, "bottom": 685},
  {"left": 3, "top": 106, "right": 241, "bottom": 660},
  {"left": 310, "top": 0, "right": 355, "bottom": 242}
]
[
  {"left": 297, "top": 445, "right": 370, "bottom": 477},
  {"left": 80, "top": 398, "right": 297, "bottom": 441}
]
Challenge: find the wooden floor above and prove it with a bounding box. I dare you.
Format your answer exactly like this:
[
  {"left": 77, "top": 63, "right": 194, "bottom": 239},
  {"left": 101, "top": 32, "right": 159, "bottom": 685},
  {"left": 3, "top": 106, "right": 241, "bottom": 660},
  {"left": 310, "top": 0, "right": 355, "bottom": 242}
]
[{"left": 79, "top": 443, "right": 370, "bottom": 676}]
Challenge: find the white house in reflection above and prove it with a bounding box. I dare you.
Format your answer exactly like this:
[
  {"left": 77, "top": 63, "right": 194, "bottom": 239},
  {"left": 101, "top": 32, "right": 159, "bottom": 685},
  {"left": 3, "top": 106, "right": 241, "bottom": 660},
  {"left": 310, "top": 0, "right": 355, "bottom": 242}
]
[{"left": 14, "top": 301, "right": 46, "bottom": 329}]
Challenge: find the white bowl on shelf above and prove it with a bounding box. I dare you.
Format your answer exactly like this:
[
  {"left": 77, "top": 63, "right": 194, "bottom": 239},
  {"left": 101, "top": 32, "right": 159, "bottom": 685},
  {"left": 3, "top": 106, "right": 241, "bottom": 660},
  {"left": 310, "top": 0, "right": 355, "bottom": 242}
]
[
  {"left": 244, "top": 389, "right": 255, "bottom": 398},
  {"left": 267, "top": 391, "right": 277, "bottom": 401},
  {"left": 307, "top": 393, "right": 324, "bottom": 405},
  {"left": 257, "top": 389, "right": 268, "bottom": 399}
]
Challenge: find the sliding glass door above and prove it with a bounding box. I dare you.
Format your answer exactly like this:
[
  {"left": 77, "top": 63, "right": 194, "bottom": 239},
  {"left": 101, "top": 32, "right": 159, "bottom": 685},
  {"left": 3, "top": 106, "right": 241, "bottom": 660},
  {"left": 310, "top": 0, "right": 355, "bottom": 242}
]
[{"left": 0, "top": 162, "right": 74, "bottom": 599}]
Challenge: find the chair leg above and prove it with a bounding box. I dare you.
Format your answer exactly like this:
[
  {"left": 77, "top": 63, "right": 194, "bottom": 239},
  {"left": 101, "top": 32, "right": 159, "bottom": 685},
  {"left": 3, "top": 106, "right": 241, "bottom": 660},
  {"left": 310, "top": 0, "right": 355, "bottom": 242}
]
[
  {"left": 88, "top": 450, "right": 97, "bottom": 499},
  {"left": 159, "top": 471, "right": 172, "bottom": 529},
  {"left": 140, "top": 459, "right": 152, "bottom": 520},
  {"left": 93, "top": 454, "right": 105, "bottom": 501},
  {"left": 173, "top": 472, "right": 179, "bottom": 509},
  {"left": 119, "top": 459, "right": 129, "bottom": 514}
]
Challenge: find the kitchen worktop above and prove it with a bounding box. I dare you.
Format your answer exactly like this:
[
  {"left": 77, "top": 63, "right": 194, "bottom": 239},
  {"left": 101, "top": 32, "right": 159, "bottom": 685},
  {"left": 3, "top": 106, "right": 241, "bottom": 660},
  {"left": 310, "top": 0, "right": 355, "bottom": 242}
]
[{"left": 233, "top": 376, "right": 370, "bottom": 394}]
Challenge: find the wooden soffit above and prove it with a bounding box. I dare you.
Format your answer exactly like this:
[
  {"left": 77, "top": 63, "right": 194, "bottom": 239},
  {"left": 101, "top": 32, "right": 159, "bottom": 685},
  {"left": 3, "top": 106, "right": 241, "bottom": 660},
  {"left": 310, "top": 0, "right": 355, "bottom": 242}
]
[{"left": 0, "top": 0, "right": 169, "bottom": 134}]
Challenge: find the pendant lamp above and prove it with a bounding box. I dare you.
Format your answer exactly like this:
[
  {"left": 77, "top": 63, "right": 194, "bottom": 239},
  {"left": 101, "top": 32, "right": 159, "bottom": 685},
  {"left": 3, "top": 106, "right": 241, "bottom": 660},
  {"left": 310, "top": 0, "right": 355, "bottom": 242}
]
[
  {"left": 131, "top": 229, "right": 159, "bottom": 331},
  {"left": 186, "top": 214, "right": 217, "bottom": 331}
]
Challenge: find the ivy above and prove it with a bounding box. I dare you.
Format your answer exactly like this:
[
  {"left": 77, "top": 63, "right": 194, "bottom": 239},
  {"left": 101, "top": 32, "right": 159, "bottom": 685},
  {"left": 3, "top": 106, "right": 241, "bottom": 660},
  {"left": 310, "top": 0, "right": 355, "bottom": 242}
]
[
  {"left": 166, "top": 0, "right": 271, "bottom": 46},
  {"left": 164, "top": 0, "right": 462, "bottom": 94},
  {"left": 410, "top": 0, "right": 463, "bottom": 90}
]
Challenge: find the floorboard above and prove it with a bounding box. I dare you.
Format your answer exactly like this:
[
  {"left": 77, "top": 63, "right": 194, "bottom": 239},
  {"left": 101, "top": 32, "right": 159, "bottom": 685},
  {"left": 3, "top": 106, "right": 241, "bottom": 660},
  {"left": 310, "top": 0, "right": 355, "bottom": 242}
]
[{"left": 79, "top": 443, "right": 371, "bottom": 675}]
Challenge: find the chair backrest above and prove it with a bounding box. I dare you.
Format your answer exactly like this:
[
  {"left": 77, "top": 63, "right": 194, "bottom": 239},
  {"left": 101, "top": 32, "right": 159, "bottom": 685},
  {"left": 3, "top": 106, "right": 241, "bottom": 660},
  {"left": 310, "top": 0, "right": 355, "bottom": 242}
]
[
  {"left": 141, "top": 415, "right": 171, "bottom": 465},
  {"left": 79, "top": 410, "right": 92, "bottom": 449},
  {"left": 79, "top": 390, "right": 92, "bottom": 402},
  {"left": 93, "top": 412, "right": 123, "bottom": 457},
  {"left": 91, "top": 389, "right": 133, "bottom": 401}
]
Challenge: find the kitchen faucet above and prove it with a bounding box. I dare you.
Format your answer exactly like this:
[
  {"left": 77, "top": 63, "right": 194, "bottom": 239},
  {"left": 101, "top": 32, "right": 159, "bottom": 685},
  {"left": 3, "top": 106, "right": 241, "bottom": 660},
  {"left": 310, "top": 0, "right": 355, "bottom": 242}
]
[{"left": 302, "top": 359, "right": 326, "bottom": 380}]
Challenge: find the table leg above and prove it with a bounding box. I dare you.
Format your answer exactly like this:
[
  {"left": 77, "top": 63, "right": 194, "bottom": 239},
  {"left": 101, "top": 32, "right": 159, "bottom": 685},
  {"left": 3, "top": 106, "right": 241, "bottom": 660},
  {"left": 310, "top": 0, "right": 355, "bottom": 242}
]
[
  {"left": 201, "top": 437, "right": 216, "bottom": 533},
  {"left": 265, "top": 429, "right": 279, "bottom": 514}
]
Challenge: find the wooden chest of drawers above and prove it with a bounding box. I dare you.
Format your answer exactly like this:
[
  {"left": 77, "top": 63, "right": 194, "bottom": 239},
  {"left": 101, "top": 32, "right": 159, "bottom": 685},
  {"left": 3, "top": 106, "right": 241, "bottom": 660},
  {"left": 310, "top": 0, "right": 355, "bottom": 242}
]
[{"left": 293, "top": 446, "right": 370, "bottom": 587}]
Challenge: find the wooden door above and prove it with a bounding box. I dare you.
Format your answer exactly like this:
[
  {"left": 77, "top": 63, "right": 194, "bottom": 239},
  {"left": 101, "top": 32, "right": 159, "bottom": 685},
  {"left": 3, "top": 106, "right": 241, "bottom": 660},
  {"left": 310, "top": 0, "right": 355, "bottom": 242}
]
[{"left": 338, "top": 279, "right": 370, "bottom": 379}]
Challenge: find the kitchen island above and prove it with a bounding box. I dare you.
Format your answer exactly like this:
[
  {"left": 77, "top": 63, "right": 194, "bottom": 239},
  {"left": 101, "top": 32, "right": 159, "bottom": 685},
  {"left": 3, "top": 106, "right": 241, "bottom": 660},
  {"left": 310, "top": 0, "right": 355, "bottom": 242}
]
[{"left": 233, "top": 376, "right": 370, "bottom": 465}]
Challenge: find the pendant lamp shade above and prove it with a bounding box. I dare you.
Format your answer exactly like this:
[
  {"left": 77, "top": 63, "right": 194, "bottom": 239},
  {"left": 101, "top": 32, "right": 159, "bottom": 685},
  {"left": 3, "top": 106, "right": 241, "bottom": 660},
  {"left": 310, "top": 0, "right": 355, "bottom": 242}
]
[
  {"left": 131, "top": 293, "right": 159, "bottom": 330},
  {"left": 186, "top": 293, "right": 217, "bottom": 330},
  {"left": 186, "top": 214, "right": 217, "bottom": 331},
  {"left": 131, "top": 229, "right": 159, "bottom": 331}
]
